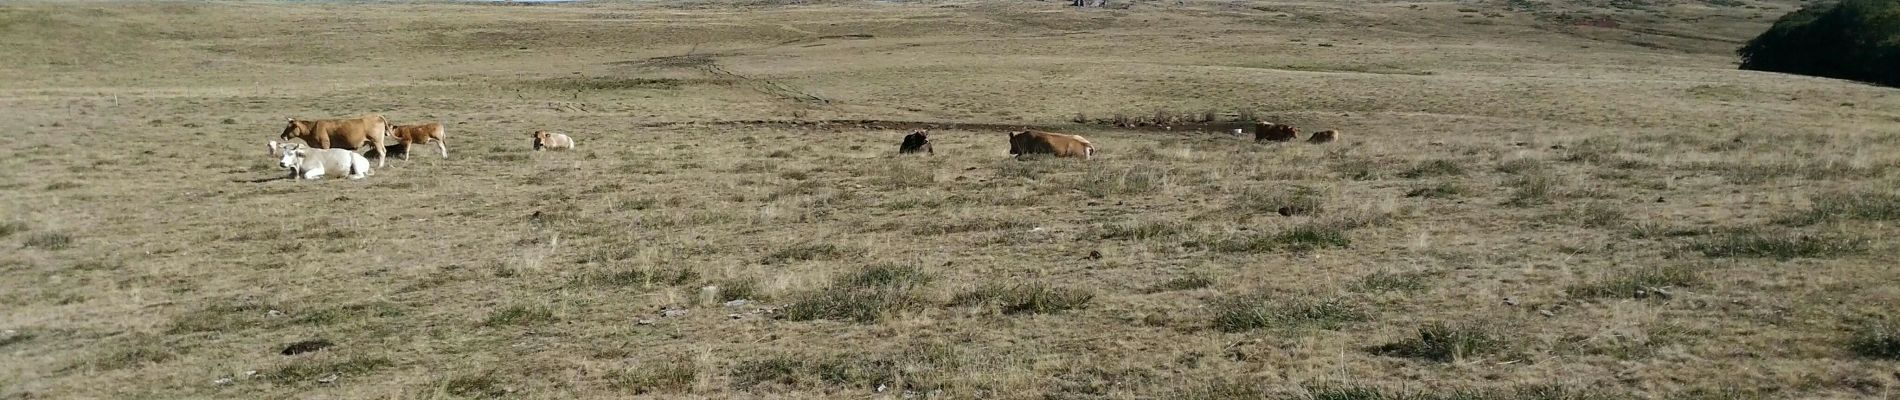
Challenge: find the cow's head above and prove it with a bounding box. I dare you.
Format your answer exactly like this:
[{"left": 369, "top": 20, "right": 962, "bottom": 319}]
[
  {"left": 277, "top": 146, "right": 306, "bottom": 170},
  {"left": 280, "top": 118, "right": 310, "bottom": 140},
  {"left": 532, "top": 130, "right": 549, "bottom": 150}
]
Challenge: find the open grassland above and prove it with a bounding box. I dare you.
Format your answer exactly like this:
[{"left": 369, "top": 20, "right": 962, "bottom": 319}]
[{"left": 3, "top": 0, "right": 1899, "bottom": 398}]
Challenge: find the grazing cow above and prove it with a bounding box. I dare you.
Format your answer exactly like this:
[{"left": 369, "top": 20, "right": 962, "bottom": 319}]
[
  {"left": 384, "top": 122, "right": 448, "bottom": 159},
  {"left": 532, "top": 130, "right": 574, "bottom": 151},
  {"left": 281, "top": 115, "right": 389, "bottom": 167},
  {"left": 898, "top": 129, "right": 933, "bottom": 155},
  {"left": 1007, "top": 130, "right": 1094, "bottom": 159},
  {"left": 1309, "top": 129, "right": 1340, "bottom": 144},
  {"left": 1254, "top": 122, "right": 1298, "bottom": 142},
  {"left": 277, "top": 143, "right": 373, "bottom": 180}
]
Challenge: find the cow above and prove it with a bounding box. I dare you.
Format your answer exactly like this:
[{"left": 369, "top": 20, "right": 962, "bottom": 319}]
[
  {"left": 1308, "top": 129, "right": 1340, "bottom": 144},
  {"left": 1254, "top": 122, "right": 1298, "bottom": 142},
  {"left": 384, "top": 122, "right": 448, "bottom": 159},
  {"left": 281, "top": 115, "right": 389, "bottom": 167},
  {"left": 532, "top": 130, "right": 574, "bottom": 151},
  {"left": 276, "top": 143, "right": 373, "bottom": 180},
  {"left": 898, "top": 129, "right": 933, "bottom": 155},
  {"left": 1007, "top": 130, "right": 1094, "bottom": 159}
]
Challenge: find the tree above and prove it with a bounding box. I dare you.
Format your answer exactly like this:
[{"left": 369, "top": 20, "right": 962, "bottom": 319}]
[{"left": 1738, "top": 0, "right": 1900, "bottom": 87}]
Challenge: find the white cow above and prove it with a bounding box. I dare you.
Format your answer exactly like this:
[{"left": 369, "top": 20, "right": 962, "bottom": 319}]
[{"left": 276, "top": 143, "right": 373, "bottom": 180}]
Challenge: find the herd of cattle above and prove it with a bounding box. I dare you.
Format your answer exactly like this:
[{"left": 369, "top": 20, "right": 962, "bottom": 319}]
[{"left": 260, "top": 114, "right": 1336, "bottom": 180}]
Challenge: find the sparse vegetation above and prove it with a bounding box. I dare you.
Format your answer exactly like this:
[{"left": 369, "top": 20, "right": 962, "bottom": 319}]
[
  {"left": 1147, "top": 273, "right": 1214, "bottom": 293},
  {"left": 1404, "top": 181, "right": 1468, "bottom": 199},
  {"left": 613, "top": 356, "right": 699, "bottom": 394},
  {"left": 1211, "top": 295, "right": 1366, "bottom": 332},
  {"left": 1369, "top": 322, "right": 1507, "bottom": 362},
  {"left": 1398, "top": 159, "right": 1467, "bottom": 178},
  {"left": 1566, "top": 264, "right": 1700, "bottom": 299},
  {"left": 1848, "top": 322, "right": 1900, "bottom": 360},
  {"left": 484, "top": 304, "right": 557, "bottom": 326},
  {"left": 1215, "top": 222, "right": 1354, "bottom": 253},
  {"left": 1781, "top": 191, "right": 1900, "bottom": 226},
  {"left": 951, "top": 283, "right": 1094, "bottom": 314},
  {"left": 1691, "top": 228, "right": 1867, "bottom": 259},
  {"left": 22, "top": 232, "right": 71, "bottom": 249},
  {"left": 1351, "top": 270, "right": 1439, "bottom": 293},
  {"left": 761, "top": 242, "right": 859, "bottom": 264},
  {"left": 1503, "top": 174, "right": 1562, "bottom": 207},
  {"left": 781, "top": 265, "right": 932, "bottom": 322}
]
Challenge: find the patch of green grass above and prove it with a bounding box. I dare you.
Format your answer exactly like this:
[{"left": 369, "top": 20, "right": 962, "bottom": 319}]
[
  {"left": 22, "top": 232, "right": 72, "bottom": 249},
  {"left": 614, "top": 356, "right": 698, "bottom": 394},
  {"left": 781, "top": 265, "right": 932, "bottom": 323},
  {"left": 1069, "top": 166, "right": 1169, "bottom": 198},
  {"left": 911, "top": 217, "right": 1032, "bottom": 235},
  {"left": 712, "top": 277, "right": 764, "bottom": 301},
  {"left": 1146, "top": 273, "right": 1213, "bottom": 293},
  {"left": 761, "top": 242, "right": 860, "bottom": 264},
  {"left": 1405, "top": 181, "right": 1469, "bottom": 199},
  {"left": 1368, "top": 322, "right": 1505, "bottom": 362},
  {"left": 1215, "top": 222, "right": 1352, "bottom": 253},
  {"left": 1350, "top": 271, "right": 1439, "bottom": 293},
  {"left": 1211, "top": 295, "right": 1366, "bottom": 332},
  {"left": 0, "top": 221, "right": 23, "bottom": 238},
  {"left": 1780, "top": 191, "right": 1900, "bottom": 226},
  {"left": 268, "top": 356, "right": 393, "bottom": 384},
  {"left": 951, "top": 283, "right": 1094, "bottom": 315},
  {"left": 574, "top": 266, "right": 701, "bottom": 288},
  {"left": 1398, "top": 159, "right": 1467, "bottom": 178},
  {"left": 1092, "top": 220, "right": 1191, "bottom": 240},
  {"left": 484, "top": 304, "right": 556, "bottom": 326},
  {"left": 1848, "top": 322, "right": 1900, "bottom": 360},
  {"left": 443, "top": 371, "right": 509, "bottom": 398},
  {"left": 1690, "top": 228, "right": 1867, "bottom": 260},
  {"left": 1566, "top": 265, "right": 1700, "bottom": 299}
]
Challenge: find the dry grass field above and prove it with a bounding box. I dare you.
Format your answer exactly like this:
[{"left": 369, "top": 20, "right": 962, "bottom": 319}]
[{"left": 3, "top": 0, "right": 1900, "bottom": 398}]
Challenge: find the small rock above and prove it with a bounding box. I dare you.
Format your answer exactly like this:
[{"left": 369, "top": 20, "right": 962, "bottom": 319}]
[
  {"left": 1538, "top": 309, "right": 1556, "bottom": 317},
  {"left": 877, "top": 384, "right": 889, "bottom": 393},
  {"left": 728, "top": 313, "right": 743, "bottom": 320},
  {"left": 1085, "top": 250, "right": 1103, "bottom": 260},
  {"left": 244, "top": 370, "right": 258, "bottom": 378},
  {"left": 661, "top": 309, "right": 689, "bottom": 318},
  {"left": 1502, "top": 297, "right": 1518, "bottom": 306},
  {"left": 724, "top": 299, "right": 751, "bottom": 308},
  {"left": 281, "top": 339, "right": 334, "bottom": 356},
  {"left": 636, "top": 319, "right": 655, "bottom": 325},
  {"left": 1655, "top": 197, "right": 1665, "bottom": 203},
  {"left": 265, "top": 310, "right": 284, "bottom": 318},
  {"left": 214, "top": 377, "right": 233, "bottom": 386},
  {"left": 316, "top": 373, "right": 339, "bottom": 384}
]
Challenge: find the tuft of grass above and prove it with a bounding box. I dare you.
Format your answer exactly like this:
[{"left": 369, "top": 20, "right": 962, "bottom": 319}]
[
  {"left": 43, "top": 181, "right": 81, "bottom": 191},
  {"left": 614, "top": 356, "right": 699, "bottom": 394},
  {"left": 1626, "top": 222, "right": 1707, "bottom": 239},
  {"left": 1566, "top": 265, "right": 1700, "bottom": 299},
  {"left": 761, "top": 242, "right": 859, "bottom": 264},
  {"left": 1179, "top": 379, "right": 1266, "bottom": 399},
  {"left": 712, "top": 277, "right": 764, "bottom": 301},
  {"left": 574, "top": 266, "right": 701, "bottom": 288},
  {"left": 875, "top": 162, "right": 935, "bottom": 189},
  {"left": 730, "top": 347, "right": 956, "bottom": 391},
  {"left": 617, "top": 197, "right": 659, "bottom": 211},
  {"left": 1495, "top": 157, "right": 1546, "bottom": 174},
  {"left": 950, "top": 283, "right": 1094, "bottom": 315},
  {"left": 1146, "top": 273, "right": 1213, "bottom": 293},
  {"left": 1559, "top": 202, "right": 1627, "bottom": 228},
  {"left": 780, "top": 265, "right": 932, "bottom": 323},
  {"left": 1211, "top": 295, "right": 1366, "bottom": 332},
  {"left": 22, "top": 232, "right": 72, "bottom": 249},
  {"left": 1303, "top": 383, "right": 1624, "bottom": 400},
  {"left": 1351, "top": 271, "right": 1439, "bottom": 293},
  {"left": 1232, "top": 186, "right": 1324, "bottom": 215},
  {"left": 1092, "top": 220, "right": 1191, "bottom": 240},
  {"left": 89, "top": 340, "right": 177, "bottom": 371},
  {"left": 1369, "top": 322, "right": 1505, "bottom": 363},
  {"left": 484, "top": 304, "right": 556, "bottom": 326},
  {"left": 443, "top": 371, "right": 509, "bottom": 398},
  {"left": 911, "top": 217, "right": 1032, "bottom": 235},
  {"left": 1780, "top": 191, "right": 1900, "bottom": 226},
  {"left": 1404, "top": 181, "right": 1468, "bottom": 199},
  {"left": 1331, "top": 158, "right": 1381, "bottom": 181},
  {"left": 0, "top": 330, "right": 34, "bottom": 349},
  {"left": 1848, "top": 322, "right": 1900, "bottom": 360},
  {"left": 1215, "top": 222, "right": 1353, "bottom": 253},
  {"left": 1069, "top": 167, "right": 1169, "bottom": 198},
  {"left": 1502, "top": 174, "right": 1562, "bottom": 207},
  {"left": 1398, "top": 159, "right": 1467, "bottom": 178},
  {"left": 0, "top": 221, "right": 24, "bottom": 239},
  {"left": 1690, "top": 228, "right": 1867, "bottom": 260},
  {"left": 269, "top": 356, "right": 393, "bottom": 384}
]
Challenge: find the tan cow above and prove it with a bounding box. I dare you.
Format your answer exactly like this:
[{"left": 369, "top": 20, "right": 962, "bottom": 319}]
[
  {"left": 1008, "top": 130, "right": 1094, "bottom": 159},
  {"left": 532, "top": 130, "right": 575, "bottom": 151},
  {"left": 1308, "top": 129, "right": 1340, "bottom": 144},
  {"left": 385, "top": 122, "right": 448, "bottom": 159},
  {"left": 281, "top": 115, "right": 389, "bottom": 167},
  {"left": 1254, "top": 122, "right": 1298, "bottom": 142}
]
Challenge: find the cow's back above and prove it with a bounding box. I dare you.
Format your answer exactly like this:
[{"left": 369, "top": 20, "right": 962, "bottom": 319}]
[{"left": 393, "top": 123, "right": 445, "bottom": 142}]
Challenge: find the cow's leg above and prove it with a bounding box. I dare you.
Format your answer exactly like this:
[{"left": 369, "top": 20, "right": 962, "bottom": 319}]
[
  {"left": 375, "top": 140, "right": 387, "bottom": 167},
  {"left": 401, "top": 140, "right": 412, "bottom": 160},
  {"left": 436, "top": 138, "right": 448, "bottom": 159},
  {"left": 302, "top": 167, "right": 325, "bottom": 180}
]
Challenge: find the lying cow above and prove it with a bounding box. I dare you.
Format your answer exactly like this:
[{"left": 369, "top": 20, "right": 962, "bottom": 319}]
[
  {"left": 1308, "top": 129, "right": 1340, "bottom": 144},
  {"left": 1254, "top": 122, "right": 1298, "bottom": 142},
  {"left": 898, "top": 129, "right": 933, "bottom": 155},
  {"left": 276, "top": 143, "right": 373, "bottom": 180},
  {"left": 384, "top": 122, "right": 448, "bottom": 159},
  {"left": 1008, "top": 130, "right": 1094, "bottom": 159},
  {"left": 532, "top": 130, "right": 575, "bottom": 151},
  {"left": 281, "top": 114, "right": 389, "bottom": 167}
]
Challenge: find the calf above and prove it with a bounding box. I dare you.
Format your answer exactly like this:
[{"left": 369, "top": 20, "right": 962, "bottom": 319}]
[
  {"left": 385, "top": 122, "right": 448, "bottom": 159},
  {"left": 281, "top": 114, "right": 389, "bottom": 167},
  {"left": 898, "top": 129, "right": 933, "bottom": 155},
  {"left": 1008, "top": 130, "right": 1094, "bottom": 159},
  {"left": 277, "top": 143, "right": 373, "bottom": 180},
  {"left": 1308, "top": 129, "right": 1340, "bottom": 144},
  {"left": 1254, "top": 122, "right": 1298, "bottom": 142},
  {"left": 533, "top": 130, "right": 575, "bottom": 151}
]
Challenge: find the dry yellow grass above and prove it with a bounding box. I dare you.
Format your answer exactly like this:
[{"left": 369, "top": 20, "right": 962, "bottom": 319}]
[{"left": 3, "top": 0, "right": 1899, "bottom": 398}]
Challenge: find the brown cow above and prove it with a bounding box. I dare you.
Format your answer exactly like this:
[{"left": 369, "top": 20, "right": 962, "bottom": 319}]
[
  {"left": 1308, "top": 129, "right": 1340, "bottom": 144},
  {"left": 1008, "top": 130, "right": 1094, "bottom": 159},
  {"left": 1254, "top": 122, "right": 1298, "bottom": 142},
  {"left": 281, "top": 115, "right": 389, "bottom": 167},
  {"left": 384, "top": 122, "right": 448, "bottom": 159}
]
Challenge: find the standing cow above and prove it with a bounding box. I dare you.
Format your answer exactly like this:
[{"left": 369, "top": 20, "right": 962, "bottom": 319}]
[
  {"left": 1008, "top": 130, "right": 1095, "bottom": 160},
  {"left": 385, "top": 122, "right": 448, "bottom": 159},
  {"left": 898, "top": 129, "right": 933, "bottom": 155},
  {"left": 281, "top": 114, "right": 389, "bottom": 167}
]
